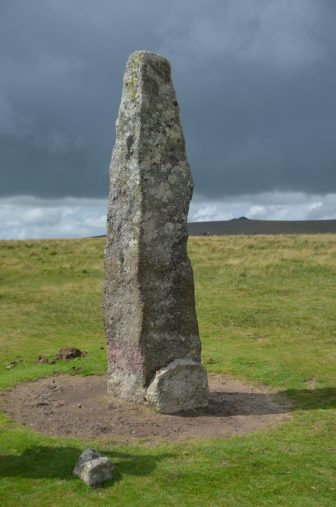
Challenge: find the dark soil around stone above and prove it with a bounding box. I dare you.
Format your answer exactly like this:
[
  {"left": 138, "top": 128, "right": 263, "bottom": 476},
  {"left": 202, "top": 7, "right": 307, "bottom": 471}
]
[{"left": 0, "top": 374, "right": 292, "bottom": 443}]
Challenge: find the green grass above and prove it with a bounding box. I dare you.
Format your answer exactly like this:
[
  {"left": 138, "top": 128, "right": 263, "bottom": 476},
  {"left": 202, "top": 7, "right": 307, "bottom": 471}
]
[{"left": 1, "top": 235, "right": 336, "bottom": 506}]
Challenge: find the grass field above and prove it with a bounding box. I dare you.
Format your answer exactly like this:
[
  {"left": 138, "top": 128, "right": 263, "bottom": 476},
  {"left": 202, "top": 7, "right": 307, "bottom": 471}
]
[{"left": 0, "top": 235, "right": 335, "bottom": 506}]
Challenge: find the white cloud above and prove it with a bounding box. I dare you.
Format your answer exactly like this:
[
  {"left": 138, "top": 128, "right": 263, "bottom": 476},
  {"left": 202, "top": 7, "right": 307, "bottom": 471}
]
[
  {"left": 0, "top": 196, "right": 107, "bottom": 240},
  {"left": 189, "top": 192, "right": 336, "bottom": 222},
  {"left": 1, "top": 192, "right": 336, "bottom": 240}
]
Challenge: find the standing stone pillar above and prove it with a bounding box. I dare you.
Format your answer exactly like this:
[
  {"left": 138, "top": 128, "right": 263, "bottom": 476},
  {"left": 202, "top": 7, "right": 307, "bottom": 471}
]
[{"left": 104, "top": 51, "right": 208, "bottom": 413}]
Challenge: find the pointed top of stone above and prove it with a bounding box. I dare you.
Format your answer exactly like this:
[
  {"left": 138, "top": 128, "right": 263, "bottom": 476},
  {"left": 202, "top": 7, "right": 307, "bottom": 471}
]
[
  {"left": 119, "top": 50, "right": 172, "bottom": 115},
  {"left": 127, "top": 50, "right": 170, "bottom": 63}
]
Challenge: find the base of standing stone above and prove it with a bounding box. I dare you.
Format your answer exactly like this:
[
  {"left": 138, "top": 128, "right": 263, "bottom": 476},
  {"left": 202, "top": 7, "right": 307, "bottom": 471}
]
[
  {"left": 107, "top": 370, "right": 146, "bottom": 402},
  {"left": 145, "top": 359, "right": 209, "bottom": 414}
]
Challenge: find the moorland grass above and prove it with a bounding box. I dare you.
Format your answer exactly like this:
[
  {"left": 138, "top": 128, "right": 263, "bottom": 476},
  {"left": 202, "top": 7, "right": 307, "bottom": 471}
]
[{"left": 0, "top": 235, "right": 335, "bottom": 506}]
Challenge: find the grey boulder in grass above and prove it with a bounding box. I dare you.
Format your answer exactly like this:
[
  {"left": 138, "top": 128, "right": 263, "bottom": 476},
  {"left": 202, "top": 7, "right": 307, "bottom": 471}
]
[{"left": 73, "top": 449, "right": 116, "bottom": 487}]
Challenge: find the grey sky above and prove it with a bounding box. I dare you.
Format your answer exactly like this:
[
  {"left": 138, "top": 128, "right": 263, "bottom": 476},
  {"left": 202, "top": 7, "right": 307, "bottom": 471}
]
[{"left": 1, "top": 0, "right": 336, "bottom": 200}]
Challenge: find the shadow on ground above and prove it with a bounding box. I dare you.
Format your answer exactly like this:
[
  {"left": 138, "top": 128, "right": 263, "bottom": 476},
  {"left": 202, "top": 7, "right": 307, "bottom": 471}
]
[
  {"left": 177, "top": 387, "right": 336, "bottom": 418},
  {"left": 0, "top": 389, "right": 334, "bottom": 483},
  {"left": 283, "top": 387, "right": 336, "bottom": 411},
  {"left": 0, "top": 445, "right": 174, "bottom": 483}
]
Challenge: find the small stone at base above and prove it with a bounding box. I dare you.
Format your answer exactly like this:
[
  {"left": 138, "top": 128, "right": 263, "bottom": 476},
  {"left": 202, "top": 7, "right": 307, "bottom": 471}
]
[{"left": 146, "top": 359, "right": 209, "bottom": 414}]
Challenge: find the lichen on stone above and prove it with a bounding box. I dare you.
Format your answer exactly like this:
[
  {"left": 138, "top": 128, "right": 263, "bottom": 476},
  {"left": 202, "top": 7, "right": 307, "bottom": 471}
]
[{"left": 104, "top": 51, "right": 208, "bottom": 409}]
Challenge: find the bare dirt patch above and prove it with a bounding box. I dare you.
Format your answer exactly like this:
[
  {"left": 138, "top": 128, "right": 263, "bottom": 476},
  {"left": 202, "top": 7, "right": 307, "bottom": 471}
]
[{"left": 1, "top": 374, "right": 291, "bottom": 442}]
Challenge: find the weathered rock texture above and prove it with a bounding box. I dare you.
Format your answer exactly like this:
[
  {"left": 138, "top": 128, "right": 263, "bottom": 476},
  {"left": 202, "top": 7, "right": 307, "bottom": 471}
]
[
  {"left": 73, "top": 449, "right": 116, "bottom": 487},
  {"left": 146, "top": 359, "right": 209, "bottom": 413},
  {"left": 104, "top": 50, "right": 208, "bottom": 411}
]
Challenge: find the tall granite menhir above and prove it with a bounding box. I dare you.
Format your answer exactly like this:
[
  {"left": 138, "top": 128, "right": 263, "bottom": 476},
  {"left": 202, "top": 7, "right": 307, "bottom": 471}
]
[{"left": 104, "top": 51, "right": 208, "bottom": 413}]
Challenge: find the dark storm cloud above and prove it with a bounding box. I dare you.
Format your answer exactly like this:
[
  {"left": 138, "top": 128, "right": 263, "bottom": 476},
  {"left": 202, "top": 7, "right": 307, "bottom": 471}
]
[{"left": 1, "top": 0, "right": 336, "bottom": 198}]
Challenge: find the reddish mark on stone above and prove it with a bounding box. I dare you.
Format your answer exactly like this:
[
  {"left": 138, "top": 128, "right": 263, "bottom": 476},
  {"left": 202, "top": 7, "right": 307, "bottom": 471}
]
[{"left": 108, "top": 344, "right": 144, "bottom": 374}]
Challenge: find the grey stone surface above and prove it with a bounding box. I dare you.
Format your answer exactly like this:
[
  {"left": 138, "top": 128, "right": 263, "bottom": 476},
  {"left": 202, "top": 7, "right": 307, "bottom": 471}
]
[
  {"left": 73, "top": 449, "right": 115, "bottom": 487},
  {"left": 104, "top": 50, "right": 208, "bottom": 408},
  {"left": 73, "top": 448, "right": 102, "bottom": 476},
  {"left": 146, "top": 359, "right": 209, "bottom": 413}
]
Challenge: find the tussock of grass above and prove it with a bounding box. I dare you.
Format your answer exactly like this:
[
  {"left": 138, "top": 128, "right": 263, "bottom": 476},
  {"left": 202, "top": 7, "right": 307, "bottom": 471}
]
[{"left": 0, "top": 235, "right": 336, "bottom": 506}]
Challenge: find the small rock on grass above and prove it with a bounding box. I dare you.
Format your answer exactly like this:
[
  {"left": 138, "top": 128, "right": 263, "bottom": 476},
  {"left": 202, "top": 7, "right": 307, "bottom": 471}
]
[
  {"left": 6, "top": 361, "right": 17, "bottom": 369},
  {"left": 73, "top": 448, "right": 116, "bottom": 487},
  {"left": 6, "top": 359, "right": 23, "bottom": 369}
]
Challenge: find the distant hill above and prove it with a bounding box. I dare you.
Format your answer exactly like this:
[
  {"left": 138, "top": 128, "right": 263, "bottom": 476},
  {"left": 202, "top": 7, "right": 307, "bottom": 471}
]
[
  {"left": 188, "top": 218, "right": 336, "bottom": 236},
  {"left": 93, "top": 218, "right": 336, "bottom": 238}
]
